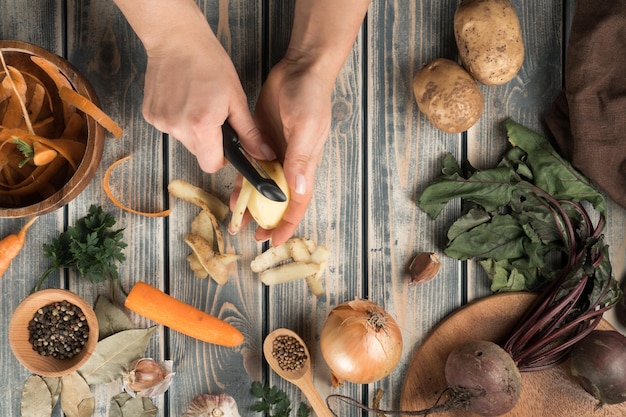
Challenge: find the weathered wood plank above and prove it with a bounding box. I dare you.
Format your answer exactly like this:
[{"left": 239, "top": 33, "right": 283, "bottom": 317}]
[
  {"left": 165, "top": 1, "right": 265, "bottom": 415},
  {"left": 66, "top": 0, "right": 170, "bottom": 413},
  {"left": 263, "top": 1, "right": 366, "bottom": 416},
  {"left": 367, "top": 0, "right": 465, "bottom": 412}
]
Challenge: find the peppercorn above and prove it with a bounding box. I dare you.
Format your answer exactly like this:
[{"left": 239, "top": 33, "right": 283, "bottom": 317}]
[
  {"left": 28, "top": 300, "right": 89, "bottom": 360},
  {"left": 272, "top": 335, "right": 308, "bottom": 371}
]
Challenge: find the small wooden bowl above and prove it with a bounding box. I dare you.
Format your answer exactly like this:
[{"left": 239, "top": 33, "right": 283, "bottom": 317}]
[
  {"left": 9, "top": 288, "right": 99, "bottom": 377},
  {"left": 0, "top": 40, "right": 105, "bottom": 218}
]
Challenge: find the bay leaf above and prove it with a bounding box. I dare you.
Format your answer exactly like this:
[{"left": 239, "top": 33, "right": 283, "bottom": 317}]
[
  {"left": 78, "top": 326, "right": 157, "bottom": 385},
  {"left": 60, "top": 372, "right": 94, "bottom": 417},
  {"left": 94, "top": 295, "right": 133, "bottom": 340},
  {"left": 21, "top": 375, "right": 52, "bottom": 417},
  {"left": 110, "top": 393, "right": 158, "bottom": 417},
  {"left": 42, "top": 376, "right": 61, "bottom": 408}
]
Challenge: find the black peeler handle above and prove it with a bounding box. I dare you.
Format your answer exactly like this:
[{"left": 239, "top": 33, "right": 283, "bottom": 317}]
[{"left": 222, "top": 122, "right": 287, "bottom": 202}]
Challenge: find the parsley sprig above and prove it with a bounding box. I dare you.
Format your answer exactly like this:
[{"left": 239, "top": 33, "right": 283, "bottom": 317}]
[
  {"left": 30, "top": 205, "right": 127, "bottom": 295},
  {"left": 13, "top": 137, "right": 34, "bottom": 168},
  {"left": 251, "top": 381, "right": 309, "bottom": 417}
]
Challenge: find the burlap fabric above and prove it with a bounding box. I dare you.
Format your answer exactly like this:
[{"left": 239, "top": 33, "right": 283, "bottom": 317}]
[{"left": 545, "top": 1, "right": 626, "bottom": 209}]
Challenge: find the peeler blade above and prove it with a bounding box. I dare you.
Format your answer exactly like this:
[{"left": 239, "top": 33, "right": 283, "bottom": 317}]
[{"left": 222, "top": 123, "right": 287, "bottom": 202}]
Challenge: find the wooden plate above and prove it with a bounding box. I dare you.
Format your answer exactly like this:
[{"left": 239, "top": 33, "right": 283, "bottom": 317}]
[{"left": 400, "top": 292, "right": 626, "bottom": 416}]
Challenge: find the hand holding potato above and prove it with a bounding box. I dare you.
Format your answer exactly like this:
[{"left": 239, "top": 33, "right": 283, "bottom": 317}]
[{"left": 229, "top": 160, "right": 290, "bottom": 234}]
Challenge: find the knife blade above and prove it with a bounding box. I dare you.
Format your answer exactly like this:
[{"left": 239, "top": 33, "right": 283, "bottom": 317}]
[{"left": 222, "top": 122, "right": 287, "bottom": 202}]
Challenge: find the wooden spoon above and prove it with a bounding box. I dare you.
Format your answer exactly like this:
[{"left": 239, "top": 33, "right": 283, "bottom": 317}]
[{"left": 263, "top": 328, "right": 334, "bottom": 417}]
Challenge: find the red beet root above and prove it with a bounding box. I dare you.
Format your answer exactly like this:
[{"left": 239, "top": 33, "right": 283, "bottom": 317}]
[
  {"left": 444, "top": 340, "right": 522, "bottom": 416},
  {"left": 570, "top": 330, "right": 626, "bottom": 406}
]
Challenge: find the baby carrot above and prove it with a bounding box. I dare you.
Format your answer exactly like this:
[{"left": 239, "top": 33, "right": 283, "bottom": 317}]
[
  {"left": 125, "top": 281, "right": 244, "bottom": 347},
  {"left": 32, "top": 141, "right": 58, "bottom": 166},
  {"left": 0, "top": 216, "right": 38, "bottom": 278}
]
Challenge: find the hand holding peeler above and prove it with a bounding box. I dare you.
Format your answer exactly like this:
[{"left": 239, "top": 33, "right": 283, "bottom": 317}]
[{"left": 222, "top": 122, "right": 287, "bottom": 202}]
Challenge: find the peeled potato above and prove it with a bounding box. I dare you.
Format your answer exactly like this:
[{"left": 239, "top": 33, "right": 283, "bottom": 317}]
[{"left": 230, "top": 160, "right": 290, "bottom": 232}]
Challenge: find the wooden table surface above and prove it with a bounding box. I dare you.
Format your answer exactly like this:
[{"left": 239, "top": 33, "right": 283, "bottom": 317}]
[{"left": 1, "top": 1, "right": 625, "bottom": 416}]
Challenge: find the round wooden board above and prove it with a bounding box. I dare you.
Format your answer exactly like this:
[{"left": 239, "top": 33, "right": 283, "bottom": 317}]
[{"left": 400, "top": 292, "right": 626, "bottom": 416}]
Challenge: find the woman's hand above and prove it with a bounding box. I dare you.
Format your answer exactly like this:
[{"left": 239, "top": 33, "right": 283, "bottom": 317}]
[
  {"left": 114, "top": 0, "right": 269, "bottom": 172},
  {"left": 250, "top": 57, "right": 335, "bottom": 246}
]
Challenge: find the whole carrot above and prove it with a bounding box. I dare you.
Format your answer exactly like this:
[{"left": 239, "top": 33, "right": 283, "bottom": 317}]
[
  {"left": 0, "top": 216, "right": 38, "bottom": 277},
  {"left": 125, "top": 281, "right": 244, "bottom": 347}
]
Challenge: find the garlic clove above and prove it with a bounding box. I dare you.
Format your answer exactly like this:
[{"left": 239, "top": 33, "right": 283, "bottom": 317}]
[
  {"left": 408, "top": 252, "right": 441, "bottom": 285},
  {"left": 182, "top": 393, "right": 241, "bottom": 417},
  {"left": 123, "top": 358, "right": 174, "bottom": 397}
]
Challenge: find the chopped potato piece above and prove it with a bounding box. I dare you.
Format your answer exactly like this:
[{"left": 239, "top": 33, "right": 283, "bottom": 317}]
[{"left": 251, "top": 237, "right": 329, "bottom": 296}]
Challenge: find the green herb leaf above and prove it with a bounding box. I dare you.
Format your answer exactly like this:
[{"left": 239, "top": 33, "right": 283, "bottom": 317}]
[
  {"left": 250, "top": 382, "right": 309, "bottom": 417},
  {"left": 13, "top": 137, "right": 34, "bottom": 167},
  {"left": 32, "top": 205, "right": 127, "bottom": 293}
]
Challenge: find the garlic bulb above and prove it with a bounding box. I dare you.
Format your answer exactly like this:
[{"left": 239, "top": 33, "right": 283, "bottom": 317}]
[
  {"left": 182, "top": 393, "right": 241, "bottom": 417},
  {"left": 123, "top": 358, "right": 174, "bottom": 397}
]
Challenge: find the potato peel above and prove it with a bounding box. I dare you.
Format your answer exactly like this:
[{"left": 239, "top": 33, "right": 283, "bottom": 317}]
[
  {"left": 167, "top": 179, "right": 229, "bottom": 221},
  {"left": 184, "top": 234, "right": 240, "bottom": 285},
  {"left": 169, "top": 181, "right": 239, "bottom": 284}
]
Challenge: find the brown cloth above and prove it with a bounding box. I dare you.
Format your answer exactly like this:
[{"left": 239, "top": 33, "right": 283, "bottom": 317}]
[{"left": 545, "top": 1, "right": 626, "bottom": 209}]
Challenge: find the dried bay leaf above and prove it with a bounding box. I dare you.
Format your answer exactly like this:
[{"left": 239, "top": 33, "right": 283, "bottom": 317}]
[
  {"left": 78, "top": 326, "right": 157, "bottom": 385},
  {"left": 110, "top": 393, "right": 157, "bottom": 417},
  {"left": 60, "top": 372, "right": 94, "bottom": 417},
  {"left": 42, "top": 377, "right": 62, "bottom": 409},
  {"left": 21, "top": 375, "right": 52, "bottom": 417},
  {"left": 94, "top": 295, "right": 133, "bottom": 340}
]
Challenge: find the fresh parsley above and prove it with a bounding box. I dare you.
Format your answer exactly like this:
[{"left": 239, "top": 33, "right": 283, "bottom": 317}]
[
  {"left": 31, "top": 205, "right": 127, "bottom": 294},
  {"left": 13, "top": 137, "right": 34, "bottom": 168},
  {"left": 251, "top": 381, "right": 310, "bottom": 417}
]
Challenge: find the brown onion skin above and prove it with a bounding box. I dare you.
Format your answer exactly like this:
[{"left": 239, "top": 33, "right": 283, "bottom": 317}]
[
  {"left": 570, "top": 330, "right": 626, "bottom": 405},
  {"left": 319, "top": 299, "right": 403, "bottom": 385}
]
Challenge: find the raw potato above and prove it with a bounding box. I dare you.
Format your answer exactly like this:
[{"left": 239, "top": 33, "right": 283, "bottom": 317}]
[
  {"left": 454, "top": 0, "right": 524, "bottom": 85},
  {"left": 413, "top": 58, "right": 484, "bottom": 133},
  {"left": 230, "top": 160, "right": 290, "bottom": 232}
]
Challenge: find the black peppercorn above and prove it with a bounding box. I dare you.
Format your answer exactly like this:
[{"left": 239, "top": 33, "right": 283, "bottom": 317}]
[{"left": 28, "top": 300, "right": 90, "bottom": 360}]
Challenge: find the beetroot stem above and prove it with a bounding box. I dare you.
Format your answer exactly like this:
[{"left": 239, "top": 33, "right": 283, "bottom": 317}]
[{"left": 501, "top": 183, "right": 615, "bottom": 372}]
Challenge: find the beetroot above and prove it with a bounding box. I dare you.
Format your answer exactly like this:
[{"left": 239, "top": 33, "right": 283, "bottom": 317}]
[
  {"left": 444, "top": 340, "right": 522, "bottom": 416},
  {"left": 570, "top": 330, "right": 626, "bottom": 406}
]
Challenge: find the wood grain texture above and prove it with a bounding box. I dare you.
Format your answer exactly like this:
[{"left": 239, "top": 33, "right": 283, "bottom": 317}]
[
  {"left": 263, "top": 1, "right": 366, "bottom": 415},
  {"left": 1, "top": 1, "right": 625, "bottom": 417},
  {"left": 367, "top": 0, "right": 467, "bottom": 412}
]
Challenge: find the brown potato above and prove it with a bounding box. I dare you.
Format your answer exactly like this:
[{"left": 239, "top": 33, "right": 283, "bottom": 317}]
[
  {"left": 413, "top": 58, "right": 484, "bottom": 133},
  {"left": 454, "top": 0, "right": 524, "bottom": 85}
]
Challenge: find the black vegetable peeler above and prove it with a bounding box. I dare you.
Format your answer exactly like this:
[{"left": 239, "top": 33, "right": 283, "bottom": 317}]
[{"left": 222, "top": 122, "right": 287, "bottom": 202}]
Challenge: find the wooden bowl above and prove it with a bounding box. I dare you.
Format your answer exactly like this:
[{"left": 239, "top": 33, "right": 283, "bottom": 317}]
[
  {"left": 8, "top": 288, "right": 99, "bottom": 377},
  {"left": 0, "top": 40, "right": 105, "bottom": 218}
]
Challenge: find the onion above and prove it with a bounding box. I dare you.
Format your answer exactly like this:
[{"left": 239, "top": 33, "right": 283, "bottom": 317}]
[{"left": 320, "top": 298, "right": 403, "bottom": 385}]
